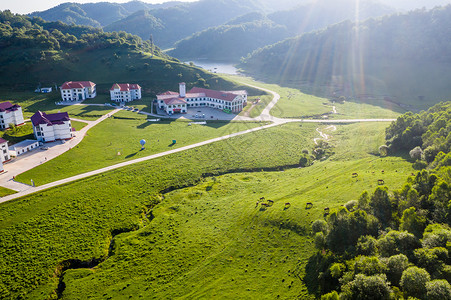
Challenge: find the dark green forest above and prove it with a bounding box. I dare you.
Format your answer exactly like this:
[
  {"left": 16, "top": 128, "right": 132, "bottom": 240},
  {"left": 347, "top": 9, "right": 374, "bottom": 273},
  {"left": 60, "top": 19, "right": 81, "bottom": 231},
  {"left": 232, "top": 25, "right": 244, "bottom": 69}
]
[
  {"left": 0, "top": 10, "right": 256, "bottom": 94},
  {"left": 309, "top": 102, "right": 451, "bottom": 299}
]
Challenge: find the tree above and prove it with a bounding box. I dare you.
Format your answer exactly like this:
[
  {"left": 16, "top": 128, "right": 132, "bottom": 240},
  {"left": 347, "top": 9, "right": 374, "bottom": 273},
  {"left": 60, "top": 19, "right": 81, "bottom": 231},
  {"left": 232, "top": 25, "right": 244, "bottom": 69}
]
[
  {"left": 369, "top": 187, "right": 392, "bottom": 224},
  {"left": 315, "top": 232, "right": 326, "bottom": 250},
  {"left": 377, "top": 230, "right": 421, "bottom": 258},
  {"left": 400, "top": 266, "right": 431, "bottom": 298},
  {"left": 321, "top": 290, "right": 339, "bottom": 300},
  {"left": 426, "top": 279, "right": 451, "bottom": 300},
  {"left": 312, "top": 219, "right": 327, "bottom": 234},
  {"left": 414, "top": 247, "right": 448, "bottom": 276},
  {"left": 340, "top": 274, "right": 392, "bottom": 300},
  {"left": 410, "top": 146, "right": 423, "bottom": 161},
  {"left": 379, "top": 145, "right": 388, "bottom": 157},
  {"left": 353, "top": 256, "right": 387, "bottom": 276},
  {"left": 400, "top": 207, "right": 426, "bottom": 238},
  {"left": 386, "top": 254, "right": 409, "bottom": 286},
  {"left": 356, "top": 235, "right": 378, "bottom": 256}
]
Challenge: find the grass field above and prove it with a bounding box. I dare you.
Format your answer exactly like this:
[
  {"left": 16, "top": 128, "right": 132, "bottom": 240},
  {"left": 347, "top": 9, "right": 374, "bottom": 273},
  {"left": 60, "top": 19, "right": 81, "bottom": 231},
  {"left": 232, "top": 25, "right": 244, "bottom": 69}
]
[
  {"left": 239, "top": 94, "right": 273, "bottom": 118},
  {"left": 0, "top": 121, "right": 414, "bottom": 299},
  {"left": 228, "top": 76, "right": 404, "bottom": 120},
  {"left": 15, "top": 112, "right": 265, "bottom": 186},
  {"left": 0, "top": 186, "right": 16, "bottom": 197}
]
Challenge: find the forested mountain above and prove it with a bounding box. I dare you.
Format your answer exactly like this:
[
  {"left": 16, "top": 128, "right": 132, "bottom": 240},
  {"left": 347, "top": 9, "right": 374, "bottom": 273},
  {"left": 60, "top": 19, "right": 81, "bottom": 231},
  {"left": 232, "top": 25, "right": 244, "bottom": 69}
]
[
  {"left": 168, "top": 0, "right": 394, "bottom": 61},
  {"left": 169, "top": 16, "right": 289, "bottom": 61},
  {"left": 241, "top": 5, "right": 451, "bottom": 106},
  {"left": 0, "top": 10, "right": 249, "bottom": 94},
  {"left": 309, "top": 101, "right": 451, "bottom": 299},
  {"left": 29, "top": 1, "right": 182, "bottom": 27},
  {"left": 105, "top": 0, "right": 261, "bottom": 48}
]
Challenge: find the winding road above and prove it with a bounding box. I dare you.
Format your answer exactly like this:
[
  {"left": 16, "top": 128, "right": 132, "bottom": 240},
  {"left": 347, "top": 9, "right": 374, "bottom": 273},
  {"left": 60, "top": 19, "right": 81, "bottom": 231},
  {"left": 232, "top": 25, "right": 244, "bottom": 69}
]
[{"left": 0, "top": 82, "right": 396, "bottom": 203}]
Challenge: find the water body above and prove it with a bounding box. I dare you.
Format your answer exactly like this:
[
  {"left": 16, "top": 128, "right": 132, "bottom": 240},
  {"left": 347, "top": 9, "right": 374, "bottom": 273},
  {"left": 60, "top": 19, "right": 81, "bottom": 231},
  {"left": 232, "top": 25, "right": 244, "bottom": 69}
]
[{"left": 186, "top": 60, "right": 239, "bottom": 75}]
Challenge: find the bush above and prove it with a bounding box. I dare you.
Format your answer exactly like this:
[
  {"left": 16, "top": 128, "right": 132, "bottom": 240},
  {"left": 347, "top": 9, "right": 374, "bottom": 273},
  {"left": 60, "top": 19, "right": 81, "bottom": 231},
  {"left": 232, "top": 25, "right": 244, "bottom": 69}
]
[
  {"left": 340, "top": 274, "right": 392, "bottom": 300},
  {"left": 426, "top": 279, "right": 451, "bottom": 300},
  {"left": 386, "top": 254, "right": 409, "bottom": 286},
  {"left": 312, "top": 219, "right": 327, "bottom": 234},
  {"left": 410, "top": 146, "right": 424, "bottom": 161},
  {"left": 400, "top": 266, "right": 431, "bottom": 298},
  {"left": 356, "top": 236, "right": 378, "bottom": 256}
]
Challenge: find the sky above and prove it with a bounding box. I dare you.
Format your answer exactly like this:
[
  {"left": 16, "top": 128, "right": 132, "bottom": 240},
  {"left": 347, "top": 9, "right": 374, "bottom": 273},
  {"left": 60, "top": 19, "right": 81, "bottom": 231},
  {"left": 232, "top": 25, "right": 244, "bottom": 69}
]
[{"left": 0, "top": 0, "right": 198, "bottom": 14}]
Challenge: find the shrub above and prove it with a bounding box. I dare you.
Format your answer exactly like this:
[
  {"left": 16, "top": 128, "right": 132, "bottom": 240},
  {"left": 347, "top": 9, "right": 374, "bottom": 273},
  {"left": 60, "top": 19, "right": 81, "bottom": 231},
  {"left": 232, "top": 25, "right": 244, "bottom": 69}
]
[
  {"left": 426, "top": 279, "right": 451, "bottom": 300},
  {"left": 340, "top": 274, "right": 392, "bottom": 300},
  {"left": 400, "top": 266, "right": 431, "bottom": 298},
  {"left": 312, "top": 219, "right": 327, "bottom": 234}
]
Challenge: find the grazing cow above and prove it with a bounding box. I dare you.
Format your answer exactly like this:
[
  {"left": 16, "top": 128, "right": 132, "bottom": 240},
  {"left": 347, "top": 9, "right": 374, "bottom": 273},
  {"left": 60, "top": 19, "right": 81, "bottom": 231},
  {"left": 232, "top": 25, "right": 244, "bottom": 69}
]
[
  {"left": 352, "top": 173, "right": 358, "bottom": 177},
  {"left": 324, "top": 207, "right": 330, "bottom": 213},
  {"left": 305, "top": 202, "right": 313, "bottom": 209},
  {"left": 260, "top": 197, "right": 265, "bottom": 201},
  {"left": 284, "top": 202, "right": 291, "bottom": 208},
  {"left": 267, "top": 200, "right": 274, "bottom": 206},
  {"left": 378, "top": 179, "right": 385, "bottom": 185},
  {"left": 381, "top": 170, "right": 385, "bottom": 174},
  {"left": 261, "top": 203, "right": 269, "bottom": 207},
  {"left": 255, "top": 201, "right": 259, "bottom": 208}
]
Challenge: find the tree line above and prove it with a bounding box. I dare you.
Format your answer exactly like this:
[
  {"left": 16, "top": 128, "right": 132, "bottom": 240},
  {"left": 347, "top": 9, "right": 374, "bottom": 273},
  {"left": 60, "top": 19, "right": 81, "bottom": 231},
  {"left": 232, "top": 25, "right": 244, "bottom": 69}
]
[{"left": 308, "top": 102, "right": 451, "bottom": 299}]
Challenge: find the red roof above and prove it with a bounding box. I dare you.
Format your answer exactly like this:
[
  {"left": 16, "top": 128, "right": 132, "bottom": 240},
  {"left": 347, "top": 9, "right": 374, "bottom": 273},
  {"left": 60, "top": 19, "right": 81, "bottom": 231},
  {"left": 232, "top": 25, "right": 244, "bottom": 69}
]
[
  {"left": 164, "top": 98, "right": 187, "bottom": 105},
  {"left": 0, "top": 101, "right": 21, "bottom": 112},
  {"left": 188, "top": 87, "right": 240, "bottom": 102},
  {"left": 0, "top": 138, "right": 7, "bottom": 144},
  {"left": 110, "top": 83, "right": 141, "bottom": 92},
  {"left": 31, "top": 111, "right": 70, "bottom": 127},
  {"left": 61, "top": 81, "right": 96, "bottom": 89}
]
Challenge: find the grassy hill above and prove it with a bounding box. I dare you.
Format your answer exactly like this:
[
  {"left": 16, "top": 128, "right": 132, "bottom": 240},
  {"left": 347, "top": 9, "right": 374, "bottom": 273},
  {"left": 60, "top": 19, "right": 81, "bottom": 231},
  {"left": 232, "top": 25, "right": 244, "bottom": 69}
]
[
  {"left": 0, "top": 119, "right": 414, "bottom": 299},
  {"left": 240, "top": 5, "right": 451, "bottom": 110}
]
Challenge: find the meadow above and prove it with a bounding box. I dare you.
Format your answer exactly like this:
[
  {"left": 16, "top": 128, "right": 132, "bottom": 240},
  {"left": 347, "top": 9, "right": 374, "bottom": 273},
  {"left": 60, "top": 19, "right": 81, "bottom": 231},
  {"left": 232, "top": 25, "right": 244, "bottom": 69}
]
[
  {"left": 0, "top": 121, "right": 414, "bottom": 299},
  {"left": 15, "top": 111, "right": 265, "bottom": 185},
  {"left": 229, "top": 76, "right": 404, "bottom": 120}
]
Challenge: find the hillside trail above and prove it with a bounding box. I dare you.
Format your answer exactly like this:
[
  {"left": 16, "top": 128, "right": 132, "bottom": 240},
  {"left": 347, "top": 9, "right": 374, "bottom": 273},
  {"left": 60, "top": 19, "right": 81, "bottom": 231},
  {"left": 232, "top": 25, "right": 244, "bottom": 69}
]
[{"left": 314, "top": 125, "right": 337, "bottom": 145}]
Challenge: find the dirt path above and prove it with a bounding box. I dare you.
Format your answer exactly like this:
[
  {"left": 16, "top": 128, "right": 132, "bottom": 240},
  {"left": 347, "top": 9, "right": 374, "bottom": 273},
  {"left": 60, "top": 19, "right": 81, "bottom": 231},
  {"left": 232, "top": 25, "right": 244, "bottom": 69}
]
[{"left": 314, "top": 125, "right": 337, "bottom": 145}]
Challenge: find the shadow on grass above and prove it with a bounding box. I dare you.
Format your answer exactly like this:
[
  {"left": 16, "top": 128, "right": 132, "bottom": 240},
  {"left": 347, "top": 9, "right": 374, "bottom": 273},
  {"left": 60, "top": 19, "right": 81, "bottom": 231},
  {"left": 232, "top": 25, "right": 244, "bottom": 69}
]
[{"left": 125, "top": 152, "right": 138, "bottom": 159}]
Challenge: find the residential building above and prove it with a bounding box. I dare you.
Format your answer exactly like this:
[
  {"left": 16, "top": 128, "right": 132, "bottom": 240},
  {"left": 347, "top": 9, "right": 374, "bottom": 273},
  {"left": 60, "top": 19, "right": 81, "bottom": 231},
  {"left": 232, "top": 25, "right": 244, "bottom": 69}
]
[
  {"left": 31, "top": 111, "right": 72, "bottom": 142},
  {"left": 156, "top": 83, "right": 247, "bottom": 115},
  {"left": 110, "top": 83, "right": 142, "bottom": 102},
  {"left": 0, "top": 138, "right": 10, "bottom": 162},
  {"left": 9, "top": 140, "right": 40, "bottom": 157},
  {"left": 0, "top": 102, "right": 25, "bottom": 130},
  {"left": 60, "top": 81, "right": 96, "bottom": 101}
]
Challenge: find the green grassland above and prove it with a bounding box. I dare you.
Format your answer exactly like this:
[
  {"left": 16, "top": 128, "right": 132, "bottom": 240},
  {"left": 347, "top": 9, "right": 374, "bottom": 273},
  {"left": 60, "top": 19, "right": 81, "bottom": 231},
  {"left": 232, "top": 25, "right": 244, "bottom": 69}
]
[
  {"left": 0, "top": 121, "right": 413, "bottom": 299},
  {"left": 15, "top": 112, "right": 264, "bottom": 186},
  {"left": 239, "top": 94, "right": 274, "bottom": 118},
  {"left": 0, "top": 187, "right": 16, "bottom": 197},
  {"left": 227, "top": 76, "right": 402, "bottom": 119}
]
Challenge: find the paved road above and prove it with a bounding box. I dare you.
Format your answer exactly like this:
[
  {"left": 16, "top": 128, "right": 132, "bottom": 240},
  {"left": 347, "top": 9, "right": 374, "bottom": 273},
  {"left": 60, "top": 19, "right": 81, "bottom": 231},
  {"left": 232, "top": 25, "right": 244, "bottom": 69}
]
[
  {"left": 0, "top": 84, "right": 396, "bottom": 203},
  {"left": 0, "top": 109, "right": 120, "bottom": 192},
  {"left": 0, "top": 122, "right": 280, "bottom": 203}
]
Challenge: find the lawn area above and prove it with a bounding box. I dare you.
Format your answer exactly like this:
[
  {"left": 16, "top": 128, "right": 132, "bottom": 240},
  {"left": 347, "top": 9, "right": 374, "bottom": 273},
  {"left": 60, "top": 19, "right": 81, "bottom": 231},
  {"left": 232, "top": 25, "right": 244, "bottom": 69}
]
[
  {"left": 70, "top": 120, "right": 88, "bottom": 131},
  {"left": 15, "top": 112, "right": 265, "bottom": 186},
  {"left": 0, "top": 121, "right": 413, "bottom": 299},
  {"left": 0, "top": 123, "right": 34, "bottom": 145},
  {"left": 46, "top": 105, "right": 114, "bottom": 121},
  {"left": 239, "top": 94, "right": 273, "bottom": 118},
  {"left": 0, "top": 186, "right": 16, "bottom": 197},
  {"left": 227, "top": 76, "right": 404, "bottom": 120},
  {"left": 0, "top": 89, "right": 61, "bottom": 118}
]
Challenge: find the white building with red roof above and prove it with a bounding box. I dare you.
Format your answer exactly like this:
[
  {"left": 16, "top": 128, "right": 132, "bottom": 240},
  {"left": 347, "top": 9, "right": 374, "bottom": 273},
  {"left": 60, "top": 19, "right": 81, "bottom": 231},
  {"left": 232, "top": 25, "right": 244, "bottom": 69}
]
[
  {"left": 0, "top": 102, "right": 25, "bottom": 130},
  {"left": 156, "top": 83, "right": 247, "bottom": 115},
  {"left": 60, "top": 81, "right": 96, "bottom": 101},
  {"left": 110, "top": 83, "right": 142, "bottom": 102},
  {"left": 31, "top": 111, "right": 72, "bottom": 142}
]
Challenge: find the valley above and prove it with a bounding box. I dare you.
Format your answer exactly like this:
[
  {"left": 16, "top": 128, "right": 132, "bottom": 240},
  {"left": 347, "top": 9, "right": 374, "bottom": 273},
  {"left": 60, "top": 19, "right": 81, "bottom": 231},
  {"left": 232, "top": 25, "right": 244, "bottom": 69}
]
[{"left": 1, "top": 1, "right": 451, "bottom": 299}]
